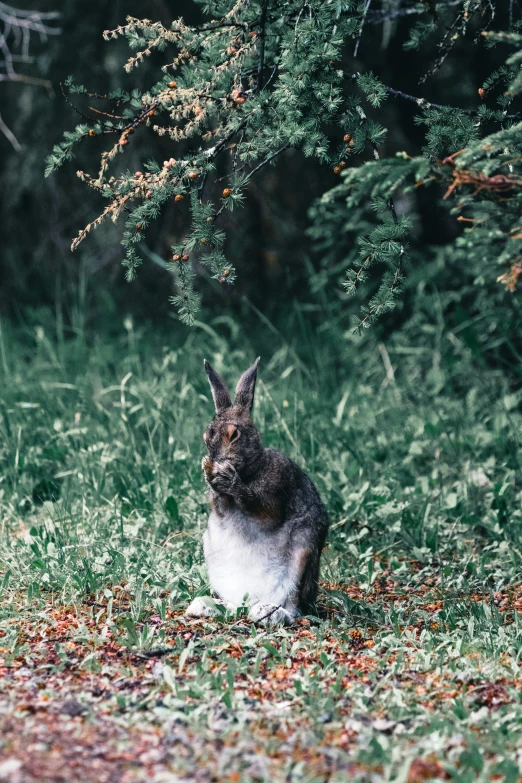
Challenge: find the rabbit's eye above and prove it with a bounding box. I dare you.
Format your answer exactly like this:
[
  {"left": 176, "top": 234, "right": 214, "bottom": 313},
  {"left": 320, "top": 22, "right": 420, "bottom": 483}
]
[{"left": 228, "top": 426, "right": 240, "bottom": 443}]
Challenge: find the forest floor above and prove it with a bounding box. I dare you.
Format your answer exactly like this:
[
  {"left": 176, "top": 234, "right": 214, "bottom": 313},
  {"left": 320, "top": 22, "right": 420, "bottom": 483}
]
[{"left": 1, "top": 313, "right": 522, "bottom": 782}]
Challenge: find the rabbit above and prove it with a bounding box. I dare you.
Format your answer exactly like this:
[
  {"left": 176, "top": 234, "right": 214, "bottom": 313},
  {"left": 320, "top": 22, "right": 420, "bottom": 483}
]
[{"left": 185, "top": 357, "right": 329, "bottom": 625}]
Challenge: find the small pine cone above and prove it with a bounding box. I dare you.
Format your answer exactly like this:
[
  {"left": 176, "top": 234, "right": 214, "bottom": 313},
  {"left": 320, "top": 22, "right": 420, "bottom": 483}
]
[
  {"left": 146, "top": 190, "right": 153, "bottom": 199},
  {"left": 201, "top": 238, "right": 207, "bottom": 244},
  {"left": 175, "top": 194, "right": 184, "bottom": 202},
  {"left": 188, "top": 171, "right": 198, "bottom": 180},
  {"left": 333, "top": 165, "right": 341, "bottom": 174},
  {"left": 349, "top": 629, "right": 362, "bottom": 640},
  {"left": 135, "top": 172, "right": 143, "bottom": 179},
  {"left": 182, "top": 254, "right": 190, "bottom": 261},
  {"left": 88, "top": 129, "right": 97, "bottom": 137},
  {"left": 231, "top": 88, "right": 246, "bottom": 104},
  {"left": 343, "top": 133, "right": 352, "bottom": 143},
  {"left": 478, "top": 87, "right": 486, "bottom": 99},
  {"left": 172, "top": 254, "right": 181, "bottom": 261},
  {"left": 223, "top": 269, "right": 230, "bottom": 276},
  {"left": 136, "top": 224, "right": 144, "bottom": 231},
  {"left": 339, "top": 160, "right": 346, "bottom": 169},
  {"left": 121, "top": 138, "right": 129, "bottom": 146},
  {"left": 218, "top": 276, "right": 226, "bottom": 284},
  {"left": 222, "top": 188, "right": 232, "bottom": 198},
  {"left": 169, "top": 80, "right": 177, "bottom": 88}
]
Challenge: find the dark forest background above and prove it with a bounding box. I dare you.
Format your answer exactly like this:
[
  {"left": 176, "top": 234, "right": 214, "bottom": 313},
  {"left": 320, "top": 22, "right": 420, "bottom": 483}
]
[{"left": 1, "top": 1, "right": 521, "bottom": 373}]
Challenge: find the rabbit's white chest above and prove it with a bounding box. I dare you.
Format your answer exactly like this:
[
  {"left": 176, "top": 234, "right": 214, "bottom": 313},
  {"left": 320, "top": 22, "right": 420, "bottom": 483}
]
[{"left": 204, "top": 509, "right": 294, "bottom": 607}]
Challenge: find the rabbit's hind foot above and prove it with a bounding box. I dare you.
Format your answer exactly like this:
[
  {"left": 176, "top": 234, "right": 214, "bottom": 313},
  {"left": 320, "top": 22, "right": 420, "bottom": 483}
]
[
  {"left": 249, "top": 602, "right": 297, "bottom": 626},
  {"left": 185, "top": 596, "right": 222, "bottom": 618}
]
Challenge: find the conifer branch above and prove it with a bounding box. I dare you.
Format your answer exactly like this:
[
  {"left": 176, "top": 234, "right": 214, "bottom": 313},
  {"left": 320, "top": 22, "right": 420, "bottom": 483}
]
[
  {"left": 257, "top": 0, "right": 269, "bottom": 90},
  {"left": 349, "top": 71, "right": 520, "bottom": 120},
  {"left": 244, "top": 143, "right": 291, "bottom": 181}
]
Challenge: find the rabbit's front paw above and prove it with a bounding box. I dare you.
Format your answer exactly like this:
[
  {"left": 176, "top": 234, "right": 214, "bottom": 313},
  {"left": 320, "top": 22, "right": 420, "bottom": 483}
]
[
  {"left": 249, "top": 602, "right": 295, "bottom": 626},
  {"left": 185, "top": 596, "right": 220, "bottom": 618},
  {"left": 209, "top": 459, "right": 238, "bottom": 495},
  {"left": 202, "top": 455, "right": 214, "bottom": 483}
]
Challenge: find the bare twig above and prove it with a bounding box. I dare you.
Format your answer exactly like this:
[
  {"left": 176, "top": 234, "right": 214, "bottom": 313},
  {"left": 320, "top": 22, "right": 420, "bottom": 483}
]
[
  {"left": 377, "top": 342, "right": 400, "bottom": 402},
  {"left": 0, "top": 2, "right": 60, "bottom": 80},
  {"left": 419, "top": 1, "right": 482, "bottom": 85},
  {"left": 387, "top": 196, "right": 398, "bottom": 225},
  {"left": 367, "top": 1, "right": 460, "bottom": 25},
  {"left": 0, "top": 109, "right": 19, "bottom": 149},
  {"left": 243, "top": 142, "right": 290, "bottom": 181},
  {"left": 0, "top": 71, "right": 52, "bottom": 91},
  {"left": 0, "top": 2, "right": 60, "bottom": 148},
  {"left": 354, "top": 0, "right": 371, "bottom": 57}
]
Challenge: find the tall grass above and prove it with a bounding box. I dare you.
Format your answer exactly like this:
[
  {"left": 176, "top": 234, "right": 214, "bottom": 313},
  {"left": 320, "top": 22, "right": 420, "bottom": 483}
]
[
  {"left": 1, "top": 302, "right": 522, "bottom": 781},
  {"left": 1, "top": 301, "right": 520, "bottom": 610}
]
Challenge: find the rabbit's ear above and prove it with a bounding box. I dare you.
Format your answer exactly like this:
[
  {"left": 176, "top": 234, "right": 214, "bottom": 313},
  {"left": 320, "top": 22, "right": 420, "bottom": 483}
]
[
  {"left": 204, "top": 360, "right": 232, "bottom": 413},
  {"left": 234, "top": 357, "right": 260, "bottom": 413}
]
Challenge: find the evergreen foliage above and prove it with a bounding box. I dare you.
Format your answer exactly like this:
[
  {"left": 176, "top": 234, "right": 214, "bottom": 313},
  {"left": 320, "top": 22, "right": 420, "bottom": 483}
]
[{"left": 46, "top": 1, "right": 522, "bottom": 326}]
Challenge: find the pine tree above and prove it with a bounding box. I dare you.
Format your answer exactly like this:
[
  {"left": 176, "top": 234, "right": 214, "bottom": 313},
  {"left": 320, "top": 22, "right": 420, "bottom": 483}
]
[{"left": 46, "top": 1, "right": 521, "bottom": 327}]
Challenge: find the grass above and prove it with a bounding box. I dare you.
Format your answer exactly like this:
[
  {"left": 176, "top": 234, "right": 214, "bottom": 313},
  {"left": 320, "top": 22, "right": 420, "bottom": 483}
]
[{"left": 1, "top": 304, "right": 522, "bottom": 783}]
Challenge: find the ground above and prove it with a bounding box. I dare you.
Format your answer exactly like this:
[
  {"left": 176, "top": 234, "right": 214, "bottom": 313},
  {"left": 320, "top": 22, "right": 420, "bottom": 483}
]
[{"left": 1, "top": 312, "right": 521, "bottom": 782}]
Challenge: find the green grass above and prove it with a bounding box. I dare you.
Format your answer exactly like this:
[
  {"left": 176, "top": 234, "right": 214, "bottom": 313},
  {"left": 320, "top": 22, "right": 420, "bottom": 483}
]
[{"left": 1, "top": 307, "right": 522, "bottom": 782}]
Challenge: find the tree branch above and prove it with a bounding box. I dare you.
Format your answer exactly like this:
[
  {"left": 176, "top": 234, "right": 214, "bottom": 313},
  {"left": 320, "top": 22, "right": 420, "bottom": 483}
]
[
  {"left": 0, "top": 2, "right": 60, "bottom": 129},
  {"left": 257, "top": 0, "right": 269, "bottom": 90},
  {"left": 244, "top": 142, "right": 291, "bottom": 181},
  {"left": 0, "top": 110, "right": 20, "bottom": 149},
  {"left": 354, "top": 0, "right": 371, "bottom": 57},
  {"left": 213, "top": 143, "right": 291, "bottom": 222},
  {"left": 0, "top": 70, "right": 53, "bottom": 92},
  {"left": 347, "top": 71, "right": 520, "bottom": 120}
]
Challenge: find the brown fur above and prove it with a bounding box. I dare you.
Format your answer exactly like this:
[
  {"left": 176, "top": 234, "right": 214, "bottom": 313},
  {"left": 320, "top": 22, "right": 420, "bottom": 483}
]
[{"left": 197, "top": 358, "right": 330, "bottom": 619}]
